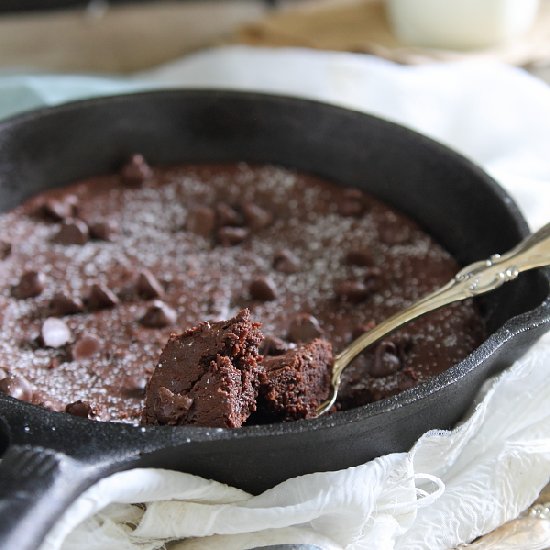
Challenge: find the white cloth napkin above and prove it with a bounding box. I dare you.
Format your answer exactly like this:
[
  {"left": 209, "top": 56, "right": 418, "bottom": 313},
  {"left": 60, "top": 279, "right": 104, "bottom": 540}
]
[{"left": 12, "top": 46, "right": 547, "bottom": 550}]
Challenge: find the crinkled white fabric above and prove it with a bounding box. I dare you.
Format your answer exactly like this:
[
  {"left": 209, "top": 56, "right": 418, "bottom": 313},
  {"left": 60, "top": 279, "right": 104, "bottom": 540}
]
[
  {"left": 46, "top": 335, "right": 550, "bottom": 550},
  {"left": 2, "top": 47, "right": 548, "bottom": 550}
]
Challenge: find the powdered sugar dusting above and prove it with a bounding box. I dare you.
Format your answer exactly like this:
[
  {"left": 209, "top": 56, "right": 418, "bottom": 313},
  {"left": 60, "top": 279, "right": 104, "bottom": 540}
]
[{"left": 0, "top": 163, "right": 484, "bottom": 423}]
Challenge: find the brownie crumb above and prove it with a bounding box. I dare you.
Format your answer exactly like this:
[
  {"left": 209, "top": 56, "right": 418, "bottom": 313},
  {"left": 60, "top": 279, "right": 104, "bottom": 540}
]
[
  {"left": 142, "top": 309, "right": 263, "bottom": 428},
  {"left": 257, "top": 339, "right": 333, "bottom": 421},
  {"left": 66, "top": 399, "right": 95, "bottom": 419}
]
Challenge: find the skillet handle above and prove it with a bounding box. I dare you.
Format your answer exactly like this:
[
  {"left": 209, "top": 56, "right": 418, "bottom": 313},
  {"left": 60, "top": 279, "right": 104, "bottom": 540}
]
[{"left": 0, "top": 444, "right": 124, "bottom": 550}]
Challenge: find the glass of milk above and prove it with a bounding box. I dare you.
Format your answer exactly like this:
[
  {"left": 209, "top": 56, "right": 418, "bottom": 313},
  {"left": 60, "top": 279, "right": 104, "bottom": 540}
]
[{"left": 386, "top": 0, "right": 540, "bottom": 49}]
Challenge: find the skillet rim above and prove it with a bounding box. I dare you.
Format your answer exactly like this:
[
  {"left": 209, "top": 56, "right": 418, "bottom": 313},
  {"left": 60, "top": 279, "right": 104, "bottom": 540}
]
[{"left": 0, "top": 88, "right": 548, "bottom": 442}]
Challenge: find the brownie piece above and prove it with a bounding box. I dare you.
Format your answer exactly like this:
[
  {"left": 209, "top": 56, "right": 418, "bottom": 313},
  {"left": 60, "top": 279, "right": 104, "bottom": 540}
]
[
  {"left": 257, "top": 339, "right": 333, "bottom": 421},
  {"left": 142, "top": 309, "right": 263, "bottom": 428}
]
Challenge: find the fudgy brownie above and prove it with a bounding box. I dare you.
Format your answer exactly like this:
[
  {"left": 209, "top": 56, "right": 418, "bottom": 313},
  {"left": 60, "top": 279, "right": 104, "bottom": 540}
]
[
  {"left": 0, "top": 157, "right": 485, "bottom": 424},
  {"left": 144, "top": 317, "right": 333, "bottom": 427},
  {"left": 256, "top": 338, "right": 333, "bottom": 422},
  {"left": 143, "top": 309, "right": 263, "bottom": 428}
]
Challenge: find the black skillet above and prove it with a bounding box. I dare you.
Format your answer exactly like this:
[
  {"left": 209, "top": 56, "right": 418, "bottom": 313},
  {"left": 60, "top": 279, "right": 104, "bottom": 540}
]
[{"left": 0, "top": 90, "right": 549, "bottom": 550}]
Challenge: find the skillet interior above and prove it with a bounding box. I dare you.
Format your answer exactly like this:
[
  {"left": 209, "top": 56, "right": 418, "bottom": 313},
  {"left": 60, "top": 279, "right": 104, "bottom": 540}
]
[{"left": 0, "top": 90, "right": 549, "bottom": 494}]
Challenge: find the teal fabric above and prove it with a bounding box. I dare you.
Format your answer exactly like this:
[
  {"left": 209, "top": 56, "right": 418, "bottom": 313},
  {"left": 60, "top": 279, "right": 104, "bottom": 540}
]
[{"left": 0, "top": 74, "right": 150, "bottom": 120}]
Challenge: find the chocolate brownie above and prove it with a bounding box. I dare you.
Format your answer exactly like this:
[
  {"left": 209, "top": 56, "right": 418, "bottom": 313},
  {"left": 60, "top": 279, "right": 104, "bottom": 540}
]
[
  {"left": 0, "top": 159, "right": 485, "bottom": 423},
  {"left": 256, "top": 339, "right": 333, "bottom": 422},
  {"left": 143, "top": 309, "right": 263, "bottom": 428}
]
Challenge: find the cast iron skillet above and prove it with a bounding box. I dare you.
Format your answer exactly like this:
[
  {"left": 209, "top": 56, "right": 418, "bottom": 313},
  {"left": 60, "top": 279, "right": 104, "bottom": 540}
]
[{"left": 0, "top": 90, "right": 549, "bottom": 550}]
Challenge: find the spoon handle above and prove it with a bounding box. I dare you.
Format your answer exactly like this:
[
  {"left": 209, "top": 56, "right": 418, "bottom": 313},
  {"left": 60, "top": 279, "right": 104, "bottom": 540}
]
[{"left": 318, "top": 222, "right": 550, "bottom": 415}]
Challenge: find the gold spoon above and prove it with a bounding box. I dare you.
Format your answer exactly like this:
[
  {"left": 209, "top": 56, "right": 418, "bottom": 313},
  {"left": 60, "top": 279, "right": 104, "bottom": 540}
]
[{"left": 317, "top": 221, "right": 550, "bottom": 416}]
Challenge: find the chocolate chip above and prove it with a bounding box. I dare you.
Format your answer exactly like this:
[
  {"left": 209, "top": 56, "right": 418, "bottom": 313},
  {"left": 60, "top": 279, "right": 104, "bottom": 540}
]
[
  {"left": 287, "top": 313, "right": 323, "bottom": 343},
  {"left": 120, "top": 154, "right": 153, "bottom": 187},
  {"left": 249, "top": 277, "right": 277, "bottom": 301},
  {"left": 334, "top": 280, "right": 372, "bottom": 302},
  {"left": 140, "top": 300, "right": 177, "bottom": 328},
  {"left": 370, "top": 341, "right": 402, "bottom": 378},
  {"left": 49, "top": 291, "right": 84, "bottom": 316},
  {"left": 136, "top": 270, "right": 164, "bottom": 300},
  {"left": 338, "top": 189, "right": 366, "bottom": 217},
  {"left": 241, "top": 202, "right": 273, "bottom": 230},
  {"left": 11, "top": 270, "right": 45, "bottom": 299},
  {"left": 54, "top": 219, "right": 89, "bottom": 245},
  {"left": 186, "top": 206, "right": 216, "bottom": 238},
  {"left": 87, "top": 283, "right": 119, "bottom": 310},
  {"left": 218, "top": 226, "right": 248, "bottom": 246},
  {"left": 73, "top": 334, "right": 101, "bottom": 360},
  {"left": 89, "top": 220, "right": 119, "bottom": 241},
  {"left": 273, "top": 249, "right": 300, "bottom": 274},
  {"left": 0, "top": 376, "right": 33, "bottom": 401},
  {"left": 345, "top": 250, "right": 373, "bottom": 266},
  {"left": 41, "top": 194, "right": 78, "bottom": 221},
  {"left": 261, "top": 335, "right": 295, "bottom": 356},
  {"left": 0, "top": 240, "right": 11, "bottom": 260},
  {"left": 216, "top": 203, "right": 242, "bottom": 226},
  {"left": 65, "top": 399, "right": 94, "bottom": 418},
  {"left": 42, "top": 318, "right": 72, "bottom": 348},
  {"left": 121, "top": 375, "right": 147, "bottom": 398}
]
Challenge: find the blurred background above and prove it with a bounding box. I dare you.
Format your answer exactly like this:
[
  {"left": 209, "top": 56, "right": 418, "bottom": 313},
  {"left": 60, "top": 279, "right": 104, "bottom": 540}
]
[{"left": 0, "top": 0, "right": 548, "bottom": 83}]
